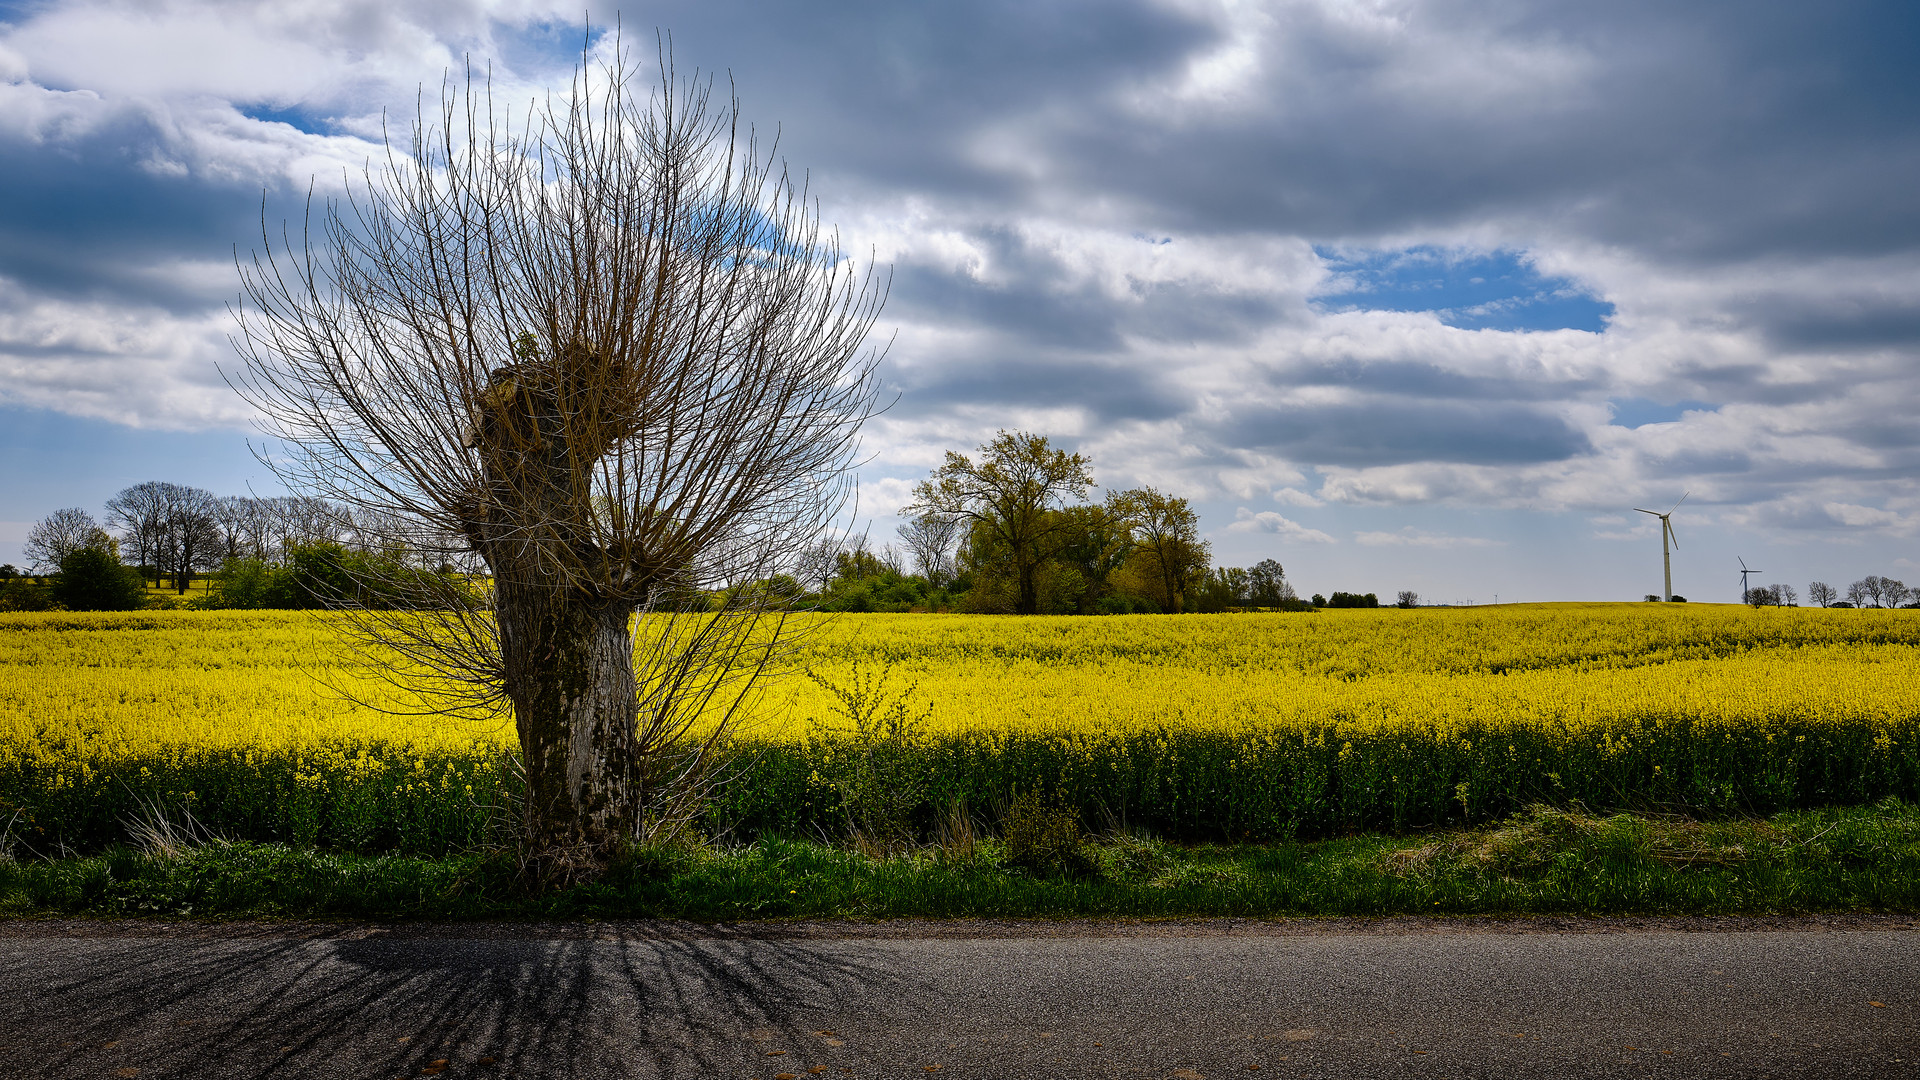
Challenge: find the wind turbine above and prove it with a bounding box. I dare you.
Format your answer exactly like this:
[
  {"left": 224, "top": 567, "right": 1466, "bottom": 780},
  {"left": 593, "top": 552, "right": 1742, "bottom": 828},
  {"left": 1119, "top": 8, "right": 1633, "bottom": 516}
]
[
  {"left": 1739, "top": 557, "right": 1763, "bottom": 605},
  {"left": 1633, "top": 492, "right": 1688, "bottom": 602}
]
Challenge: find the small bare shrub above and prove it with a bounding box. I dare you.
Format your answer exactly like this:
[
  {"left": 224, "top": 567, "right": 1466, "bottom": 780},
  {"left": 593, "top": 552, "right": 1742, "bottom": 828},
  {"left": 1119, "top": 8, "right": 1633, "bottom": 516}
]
[{"left": 1001, "top": 791, "right": 1093, "bottom": 877}]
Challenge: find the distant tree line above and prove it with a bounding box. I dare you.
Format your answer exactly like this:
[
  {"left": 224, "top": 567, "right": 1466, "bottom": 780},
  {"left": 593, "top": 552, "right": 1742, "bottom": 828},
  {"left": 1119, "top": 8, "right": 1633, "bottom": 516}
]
[
  {"left": 1773, "top": 575, "right": 1919, "bottom": 609},
  {"left": 2, "top": 482, "right": 465, "bottom": 612},
  {"left": 5, "top": 444, "right": 1410, "bottom": 617}
]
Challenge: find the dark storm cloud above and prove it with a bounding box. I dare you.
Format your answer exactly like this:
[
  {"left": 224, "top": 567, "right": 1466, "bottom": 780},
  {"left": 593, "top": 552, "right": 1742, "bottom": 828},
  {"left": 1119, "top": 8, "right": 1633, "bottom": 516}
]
[
  {"left": 1226, "top": 400, "right": 1590, "bottom": 467},
  {"left": 1759, "top": 298, "right": 1920, "bottom": 352},
  {"left": 630, "top": 0, "right": 1920, "bottom": 389}
]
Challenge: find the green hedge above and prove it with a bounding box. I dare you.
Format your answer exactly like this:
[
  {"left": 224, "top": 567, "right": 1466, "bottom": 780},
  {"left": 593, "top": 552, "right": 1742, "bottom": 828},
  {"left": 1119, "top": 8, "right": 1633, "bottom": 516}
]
[
  {"left": 8, "top": 714, "right": 1918, "bottom": 855},
  {"left": 715, "top": 716, "right": 1920, "bottom": 841},
  {"left": 1, "top": 742, "right": 511, "bottom": 856}
]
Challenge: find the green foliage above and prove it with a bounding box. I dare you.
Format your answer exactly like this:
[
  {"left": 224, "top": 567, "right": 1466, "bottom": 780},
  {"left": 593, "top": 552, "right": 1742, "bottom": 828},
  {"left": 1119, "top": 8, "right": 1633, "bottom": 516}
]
[
  {"left": 1000, "top": 790, "right": 1093, "bottom": 877},
  {"left": 1325, "top": 591, "right": 1380, "bottom": 609},
  {"left": 805, "top": 664, "right": 933, "bottom": 850},
  {"left": 908, "top": 431, "right": 1096, "bottom": 615},
  {"left": 1247, "top": 559, "right": 1288, "bottom": 606},
  {"left": 50, "top": 546, "right": 146, "bottom": 611},
  {"left": 1190, "top": 566, "right": 1247, "bottom": 613},
  {"left": 712, "top": 711, "right": 1920, "bottom": 844},
  {"left": 0, "top": 741, "right": 510, "bottom": 856},
  {"left": 203, "top": 543, "right": 469, "bottom": 609},
  {"left": 0, "top": 578, "right": 55, "bottom": 612},
  {"left": 13, "top": 707, "right": 1920, "bottom": 858},
  {"left": 5, "top": 801, "right": 1919, "bottom": 919}
]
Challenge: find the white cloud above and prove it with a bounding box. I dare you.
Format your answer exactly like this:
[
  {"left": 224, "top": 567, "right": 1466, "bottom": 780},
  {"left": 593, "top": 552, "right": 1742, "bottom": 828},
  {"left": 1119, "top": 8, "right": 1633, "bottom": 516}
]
[{"left": 1227, "top": 508, "right": 1336, "bottom": 543}]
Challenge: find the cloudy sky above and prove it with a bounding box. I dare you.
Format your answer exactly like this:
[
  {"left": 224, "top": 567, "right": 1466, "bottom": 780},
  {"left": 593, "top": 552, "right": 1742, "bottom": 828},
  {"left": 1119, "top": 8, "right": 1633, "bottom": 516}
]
[{"left": 1, "top": 0, "right": 1916, "bottom": 603}]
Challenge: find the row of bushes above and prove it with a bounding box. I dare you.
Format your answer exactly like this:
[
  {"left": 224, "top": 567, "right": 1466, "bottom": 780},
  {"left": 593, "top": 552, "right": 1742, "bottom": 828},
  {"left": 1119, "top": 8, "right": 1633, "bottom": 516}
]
[
  {"left": 8, "top": 714, "right": 1918, "bottom": 856},
  {"left": 0, "top": 543, "right": 466, "bottom": 613}
]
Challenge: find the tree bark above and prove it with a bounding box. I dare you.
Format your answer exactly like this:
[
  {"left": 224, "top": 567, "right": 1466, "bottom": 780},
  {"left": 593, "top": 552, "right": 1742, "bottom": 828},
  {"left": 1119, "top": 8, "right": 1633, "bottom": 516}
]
[
  {"left": 1015, "top": 555, "right": 1040, "bottom": 615},
  {"left": 471, "top": 361, "right": 644, "bottom": 873},
  {"left": 496, "top": 579, "right": 642, "bottom": 868}
]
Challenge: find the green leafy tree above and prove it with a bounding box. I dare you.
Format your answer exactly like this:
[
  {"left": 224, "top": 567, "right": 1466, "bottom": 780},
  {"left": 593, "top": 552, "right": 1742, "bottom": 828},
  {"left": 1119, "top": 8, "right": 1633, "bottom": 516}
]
[
  {"left": 1247, "top": 559, "right": 1291, "bottom": 606},
  {"left": 1109, "top": 487, "right": 1210, "bottom": 613},
  {"left": 906, "top": 431, "right": 1094, "bottom": 615},
  {"left": 52, "top": 546, "right": 146, "bottom": 611},
  {"left": 1053, "top": 503, "right": 1135, "bottom": 613}
]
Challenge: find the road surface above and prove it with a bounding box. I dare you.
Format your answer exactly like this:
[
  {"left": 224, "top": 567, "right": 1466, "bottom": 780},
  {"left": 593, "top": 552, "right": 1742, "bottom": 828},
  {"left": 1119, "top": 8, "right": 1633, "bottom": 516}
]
[{"left": 1, "top": 915, "right": 1914, "bottom": 1079}]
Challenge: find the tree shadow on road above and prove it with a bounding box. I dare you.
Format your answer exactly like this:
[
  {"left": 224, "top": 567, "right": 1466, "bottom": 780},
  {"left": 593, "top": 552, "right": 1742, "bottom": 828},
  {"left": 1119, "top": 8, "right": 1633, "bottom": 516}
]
[{"left": 0, "top": 924, "right": 912, "bottom": 1079}]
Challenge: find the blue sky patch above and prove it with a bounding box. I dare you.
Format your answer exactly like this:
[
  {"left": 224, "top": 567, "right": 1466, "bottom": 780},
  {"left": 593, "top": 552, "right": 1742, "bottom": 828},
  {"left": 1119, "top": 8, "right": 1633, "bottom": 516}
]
[
  {"left": 238, "top": 104, "right": 334, "bottom": 137},
  {"left": 495, "top": 18, "right": 603, "bottom": 75},
  {"left": 1607, "top": 397, "right": 1719, "bottom": 428},
  {"left": 1313, "top": 247, "right": 1614, "bottom": 333}
]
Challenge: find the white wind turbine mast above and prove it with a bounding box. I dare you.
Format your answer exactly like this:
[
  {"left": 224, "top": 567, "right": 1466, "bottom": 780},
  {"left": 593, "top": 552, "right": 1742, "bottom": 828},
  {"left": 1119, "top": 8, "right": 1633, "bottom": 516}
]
[
  {"left": 1739, "top": 556, "right": 1763, "bottom": 605},
  {"left": 1633, "top": 492, "right": 1688, "bottom": 602}
]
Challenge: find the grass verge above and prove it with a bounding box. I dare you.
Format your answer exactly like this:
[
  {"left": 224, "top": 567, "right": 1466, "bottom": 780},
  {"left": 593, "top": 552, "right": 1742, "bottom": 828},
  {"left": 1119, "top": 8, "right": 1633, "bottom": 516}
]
[{"left": 4, "top": 800, "right": 1919, "bottom": 922}]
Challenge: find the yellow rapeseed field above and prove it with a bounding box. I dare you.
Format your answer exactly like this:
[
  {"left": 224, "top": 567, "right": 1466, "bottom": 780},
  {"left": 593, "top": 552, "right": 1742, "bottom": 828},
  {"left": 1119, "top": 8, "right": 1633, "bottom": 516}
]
[
  {"left": 4, "top": 603, "right": 1918, "bottom": 756},
  {"left": 756, "top": 602, "right": 1920, "bottom": 741},
  {"left": 5, "top": 603, "right": 1917, "bottom": 848}
]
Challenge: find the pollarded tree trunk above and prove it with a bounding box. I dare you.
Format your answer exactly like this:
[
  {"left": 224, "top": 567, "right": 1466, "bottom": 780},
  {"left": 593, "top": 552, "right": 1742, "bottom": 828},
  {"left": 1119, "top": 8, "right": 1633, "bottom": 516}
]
[
  {"left": 469, "top": 360, "right": 645, "bottom": 874},
  {"left": 494, "top": 577, "right": 643, "bottom": 867}
]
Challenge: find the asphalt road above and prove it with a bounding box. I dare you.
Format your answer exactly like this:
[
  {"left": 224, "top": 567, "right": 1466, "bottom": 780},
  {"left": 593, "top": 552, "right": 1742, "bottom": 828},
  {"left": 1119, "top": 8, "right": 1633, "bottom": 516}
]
[{"left": 1, "top": 917, "right": 1915, "bottom": 1080}]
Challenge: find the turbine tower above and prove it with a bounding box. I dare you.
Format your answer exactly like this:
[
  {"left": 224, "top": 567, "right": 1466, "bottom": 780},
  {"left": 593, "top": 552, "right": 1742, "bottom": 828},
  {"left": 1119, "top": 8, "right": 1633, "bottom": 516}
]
[
  {"left": 1739, "top": 557, "right": 1763, "bottom": 605},
  {"left": 1633, "top": 493, "right": 1688, "bottom": 602}
]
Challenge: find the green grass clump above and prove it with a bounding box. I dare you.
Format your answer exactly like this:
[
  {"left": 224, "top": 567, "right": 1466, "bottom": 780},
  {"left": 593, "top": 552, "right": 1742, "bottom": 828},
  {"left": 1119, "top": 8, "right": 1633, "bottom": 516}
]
[{"left": 5, "top": 800, "right": 1917, "bottom": 921}]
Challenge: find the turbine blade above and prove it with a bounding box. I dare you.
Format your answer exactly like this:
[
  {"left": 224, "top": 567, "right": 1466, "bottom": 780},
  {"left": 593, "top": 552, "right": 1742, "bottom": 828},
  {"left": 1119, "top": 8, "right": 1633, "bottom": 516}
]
[
  {"left": 1739, "top": 556, "right": 1748, "bottom": 570},
  {"left": 1669, "top": 491, "right": 1690, "bottom": 514},
  {"left": 1633, "top": 508, "right": 1659, "bottom": 516},
  {"left": 1666, "top": 521, "right": 1678, "bottom": 549}
]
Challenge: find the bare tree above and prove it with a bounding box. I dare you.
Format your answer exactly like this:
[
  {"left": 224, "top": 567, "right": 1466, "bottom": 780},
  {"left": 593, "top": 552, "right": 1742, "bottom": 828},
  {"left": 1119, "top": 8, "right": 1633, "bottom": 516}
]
[
  {"left": 230, "top": 46, "right": 883, "bottom": 876},
  {"left": 1808, "top": 581, "right": 1837, "bottom": 608},
  {"left": 155, "top": 485, "right": 222, "bottom": 594},
  {"left": 905, "top": 431, "right": 1093, "bottom": 615},
  {"left": 1850, "top": 575, "right": 1901, "bottom": 608},
  {"left": 1777, "top": 582, "right": 1799, "bottom": 607},
  {"left": 895, "top": 512, "right": 962, "bottom": 588},
  {"left": 795, "top": 538, "right": 846, "bottom": 593},
  {"left": 105, "top": 482, "right": 173, "bottom": 585},
  {"left": 211, "top": 496, "right": 258, "bottom": 563},
  {"left": 1887, "top": 579, "right": 1913, "bottom": 609},
  {"left": 24, "top": 508, "right": 111, "bottom": 572},
  {"left": 1396, "top": 590, "right": 1420, "bottom": 608}
]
